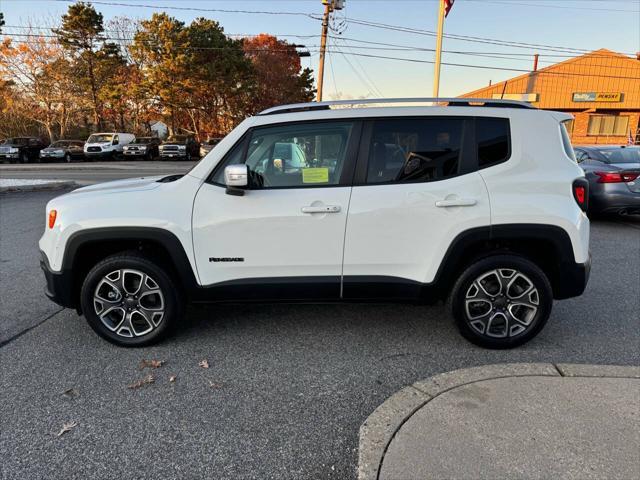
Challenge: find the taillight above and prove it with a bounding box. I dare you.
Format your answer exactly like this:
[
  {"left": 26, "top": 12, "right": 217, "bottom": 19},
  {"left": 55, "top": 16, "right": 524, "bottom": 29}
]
[
  {"left": 572, "top": 179, "right": 589, "bottom": 212},
  {"left": 48, "top": 209, "right": 57, "bottom": 229},
  {"left": 595, "top": 171, "right": 639, "bottom": 183}
]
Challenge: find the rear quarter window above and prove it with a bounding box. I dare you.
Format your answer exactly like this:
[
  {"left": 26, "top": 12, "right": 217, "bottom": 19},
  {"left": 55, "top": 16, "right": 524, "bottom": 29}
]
[{"left": 560, "top": 120, "right": 576, "bottom": 162}]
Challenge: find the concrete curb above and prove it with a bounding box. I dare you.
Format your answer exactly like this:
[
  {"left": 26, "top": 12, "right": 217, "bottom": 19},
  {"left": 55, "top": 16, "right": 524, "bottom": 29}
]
[
  {"left": 357, "top": 363, "right": 640, "bottom": 480},
  {"left": 0, "top": 180, "right": 78, "bottom": 194}
]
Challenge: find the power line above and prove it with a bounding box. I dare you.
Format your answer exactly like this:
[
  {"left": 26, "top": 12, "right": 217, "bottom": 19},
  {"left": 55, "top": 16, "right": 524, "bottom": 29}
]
[
  {"left": 477, "top": 0, "right": 640, "bottom": 13},
  {"left": 56, "top": 0, "right": 318, "bottom": 17},
  {"left": 344, "top": 17, "right": 637, "bottom": 56},
  {"left": 333, "top": 37, "right": 384, "bottom": 97},
  {"left": 4, "top": 27, "right": 634, "bottom": 60},
  {"left": 4, "top": 32, "right": 639, "bottom": 75}
]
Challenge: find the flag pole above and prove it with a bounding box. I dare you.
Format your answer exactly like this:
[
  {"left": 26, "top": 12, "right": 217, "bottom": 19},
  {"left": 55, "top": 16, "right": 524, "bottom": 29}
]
[{"left": 432, "top": 0, "right": 446, "bottom": 98}]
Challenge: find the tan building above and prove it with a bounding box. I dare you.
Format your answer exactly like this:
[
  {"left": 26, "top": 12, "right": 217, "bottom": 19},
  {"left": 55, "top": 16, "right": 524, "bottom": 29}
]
[{"left": 460, "top": 49, "right": 640, "bottom": 145}]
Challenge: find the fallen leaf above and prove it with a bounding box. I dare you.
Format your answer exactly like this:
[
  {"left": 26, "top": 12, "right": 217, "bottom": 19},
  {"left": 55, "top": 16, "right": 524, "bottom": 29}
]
[
  {"left": 169, "top": 375, "right": 176, "bottom": 383},
  {"left": 57, "top": 421, "right": 77, "bottom": 437},
  {"left": 208, "top": 381, "right": 224, "bottom": 389},
  {"left": 199, "top": 359, "right": 209, "bottom": 369},
  {"left": 140, "top": 359, "right": 165, "bottom": 370},
  {"left": 62, "top": 388, "right": 79, "bottom": 398},
  {"left": 128, "top": 374, "right": 155, "bottom": 389}
]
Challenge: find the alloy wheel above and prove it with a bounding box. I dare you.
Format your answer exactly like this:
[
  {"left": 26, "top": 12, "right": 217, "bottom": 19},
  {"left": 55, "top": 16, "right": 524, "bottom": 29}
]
[
  {"left": 464, "top": 268, "right": 539, "bottom": 338},
  {"left": 93, "top": 269, "right": 165, "bottom": 338}
]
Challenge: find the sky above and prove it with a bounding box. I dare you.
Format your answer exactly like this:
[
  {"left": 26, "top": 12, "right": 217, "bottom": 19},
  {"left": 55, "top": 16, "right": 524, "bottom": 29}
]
[{"left": 1, "top": 0, "right": 639, "bottom": 99}]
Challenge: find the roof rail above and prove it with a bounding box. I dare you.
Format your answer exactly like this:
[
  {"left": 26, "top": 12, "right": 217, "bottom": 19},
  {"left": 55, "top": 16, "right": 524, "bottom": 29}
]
[{"left": 258, "top": 97, "right": 536, "bottom": 115}]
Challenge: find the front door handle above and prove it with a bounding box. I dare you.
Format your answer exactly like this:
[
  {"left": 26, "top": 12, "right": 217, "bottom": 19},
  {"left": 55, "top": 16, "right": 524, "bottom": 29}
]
[
  {"left": 435, "top": 198, "right": 477, "bottom": 208},
  {"left": 301, "top": 205, "right": 341, "bottom": 214}
]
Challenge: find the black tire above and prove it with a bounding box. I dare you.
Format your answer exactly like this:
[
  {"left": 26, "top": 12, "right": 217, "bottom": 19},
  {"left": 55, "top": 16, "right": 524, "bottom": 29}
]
[
  {"left": 448, "top": 254, "right": 553, "bottom": 349},
  {"left": 65, "top": 153, "right": 73, "bottom": 163},
  {"left": 80, "top": 252, "right": 184, "bottom": 347},
  {"left": 20, "top": 152, "right": 29, "bottom": 164}
]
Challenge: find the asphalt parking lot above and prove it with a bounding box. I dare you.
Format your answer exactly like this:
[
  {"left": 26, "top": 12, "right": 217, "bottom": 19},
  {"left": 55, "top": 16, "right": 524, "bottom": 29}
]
[{"left": 1, "top": 186, "right": 639, "bottom": 479}]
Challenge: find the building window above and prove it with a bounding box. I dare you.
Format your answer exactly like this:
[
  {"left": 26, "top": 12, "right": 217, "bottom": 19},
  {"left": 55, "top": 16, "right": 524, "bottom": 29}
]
[{"left": 587, "top": 115, "right": 629, "bottom": 136}]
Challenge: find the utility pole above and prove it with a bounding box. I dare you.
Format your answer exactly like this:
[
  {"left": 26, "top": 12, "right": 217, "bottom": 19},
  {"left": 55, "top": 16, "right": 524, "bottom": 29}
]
[
  {"left": 317, "top": 0, "right": 344, "bottom": 102},
  {"left": 432, "top": 0, "right": 446, "bottom": 98}
]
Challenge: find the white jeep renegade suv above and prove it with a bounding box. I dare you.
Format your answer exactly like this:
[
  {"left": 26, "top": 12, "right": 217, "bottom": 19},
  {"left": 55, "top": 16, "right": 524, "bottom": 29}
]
[{"left": 39, "top": 98, "right": 591, "bottom": 349}]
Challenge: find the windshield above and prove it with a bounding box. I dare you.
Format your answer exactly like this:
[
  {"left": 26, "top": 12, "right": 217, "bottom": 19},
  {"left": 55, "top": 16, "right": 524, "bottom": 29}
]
[
  {"left": 596, "top": 147, "right": 640, "bottom": 164},
  {"left": 87, "top": 134, "right": 113, "bottom": 143},
  {"left": 132, "top": 137, "right": 154, "bottom": 144},
  {"left": 50, "top": 141, "right": 66, "bottom": 148},
  {"left": 166, "top": 136, "right": 188, "bottom": 143},
  {"left": 5, "top": 138, "right": 28, "bottom": 146}
]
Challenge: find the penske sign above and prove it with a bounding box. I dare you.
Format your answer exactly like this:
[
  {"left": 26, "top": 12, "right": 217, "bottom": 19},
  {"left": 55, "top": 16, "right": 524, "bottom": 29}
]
[{"left": 572, "top": 92, "right": 623, "bottom": 102}]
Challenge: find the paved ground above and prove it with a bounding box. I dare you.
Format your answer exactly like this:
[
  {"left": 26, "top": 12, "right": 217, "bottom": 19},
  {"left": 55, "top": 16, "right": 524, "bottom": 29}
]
[
  {"left": 0, "top": 161, "right": 196, "bottom": 184},
  {"left": 363, "top": 363, "right": 639, "bottom": 480},
  {"left": 0, "top": 184, "right": 639, "bottom": 479}
]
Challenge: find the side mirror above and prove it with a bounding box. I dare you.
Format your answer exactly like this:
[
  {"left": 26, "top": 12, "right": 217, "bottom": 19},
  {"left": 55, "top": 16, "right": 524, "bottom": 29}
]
[{"left": 224, "top": 164, "right": 248, "bottom": 196}]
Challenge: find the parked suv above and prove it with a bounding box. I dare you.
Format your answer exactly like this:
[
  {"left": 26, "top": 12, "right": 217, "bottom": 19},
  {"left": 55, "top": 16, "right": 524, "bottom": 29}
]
[
  {"left": 159, "top": 135, "right": 199, "bottom": 160},
  {"left": 123, "top": 137, "right": 161, "bottom": 160},
  {"left": 40, "top": 140, "right": 85, "bottom": 163},
  {"left": 39, "top": 98, "right": 591, "bottom": 349},
  {"left": 0, "top": 137, "right": 46, "bottom": 163}
]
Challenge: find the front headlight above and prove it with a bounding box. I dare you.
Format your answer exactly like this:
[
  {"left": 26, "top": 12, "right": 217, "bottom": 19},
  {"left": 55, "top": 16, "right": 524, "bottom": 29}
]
[
  {"left": 139, "top": 145, "right": 147, "bottom": 150},
  {"left": 178, "top": 145, "right": 186, "bottom": 150},
  {"left": 8, "top": 147, "right": 18, "bottom": 153}
]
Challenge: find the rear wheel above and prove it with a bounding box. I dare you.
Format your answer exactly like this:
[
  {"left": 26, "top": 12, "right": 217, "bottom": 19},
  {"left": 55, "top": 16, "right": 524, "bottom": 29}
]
[
  {"left": 80, "top": 252, "right": 183, "bottom": 347},
  {"left": 448, "top": 255, "right": 552, "bottom": 349}
]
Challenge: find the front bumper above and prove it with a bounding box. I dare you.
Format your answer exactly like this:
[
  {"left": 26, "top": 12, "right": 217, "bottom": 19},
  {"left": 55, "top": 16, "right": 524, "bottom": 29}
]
[
  {"left": 40, "top": 251, "right": 77, "bottom": 309},
  {"left": 40, "top": 152, "right": 65, "bottom": 159},
  {"left": 0, "top": 153, "right": 20, "bottom": 160},
  {"left": 553, "top": 253, "right": 591, "bottom": 300},
  {"left": 159, "top": 151, "right": 187, "bottom": 159},
  {"left": 84, "top": 151, "right": 115, "bottom": 159},
  {"left": 124, "top": 150, "right": 148, "bottom": 156}
]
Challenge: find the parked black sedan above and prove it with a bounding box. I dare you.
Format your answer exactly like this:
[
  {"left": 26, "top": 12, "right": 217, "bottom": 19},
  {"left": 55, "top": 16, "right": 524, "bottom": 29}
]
[
  {"left": 574, "top": 145, "right": 640, "bottom": 215},
  {"left": 39, "top": 140, "right": 85, "bottom": 163},
  {"left": 0, "top": 137, "right": 47, "bottom": 163},
  {"left": 159, "top": 135, "right": 200, "bottom": 161},
  {"left": 123, "top": 137, "right": 161, "bottom": 160}
]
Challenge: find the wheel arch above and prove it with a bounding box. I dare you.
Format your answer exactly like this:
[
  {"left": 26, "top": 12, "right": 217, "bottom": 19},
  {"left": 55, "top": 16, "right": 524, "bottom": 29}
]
[
  {"left": 63, "top": 227, "right": 198, "bottom": 311},
  {"left": 433, "top": 224, "right": 583, "bottom": 300}
]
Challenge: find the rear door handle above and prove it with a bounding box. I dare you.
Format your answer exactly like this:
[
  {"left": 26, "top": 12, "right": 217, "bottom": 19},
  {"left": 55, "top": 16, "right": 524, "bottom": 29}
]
[
  {"left": 435, "top": 198, "right": 477, "bottom": 208},
  {"left": 301, "top": 205, "right": 341, "bottom": 214}
]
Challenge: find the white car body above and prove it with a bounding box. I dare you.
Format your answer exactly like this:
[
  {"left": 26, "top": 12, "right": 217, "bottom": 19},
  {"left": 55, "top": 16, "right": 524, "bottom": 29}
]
[{"left": 39, "top": 99, "right": 591, "bottom": 347}]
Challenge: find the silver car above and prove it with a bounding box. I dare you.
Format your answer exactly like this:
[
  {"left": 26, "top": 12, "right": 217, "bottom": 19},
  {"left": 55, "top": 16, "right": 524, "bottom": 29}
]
[{"left": 574, "top": 145, "right": 640, "bottom": 215}]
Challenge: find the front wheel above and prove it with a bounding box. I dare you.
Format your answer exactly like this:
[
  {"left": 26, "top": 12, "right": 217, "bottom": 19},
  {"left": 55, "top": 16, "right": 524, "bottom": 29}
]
[
  {"left": 448, "top": 255, "right": 553, "bottom": 349},
  {"left": 80, "top": 252, "right": 184, "bottom": 347},
  {"left": 65, "top": 153, "right": 73, "bottom": 163}
]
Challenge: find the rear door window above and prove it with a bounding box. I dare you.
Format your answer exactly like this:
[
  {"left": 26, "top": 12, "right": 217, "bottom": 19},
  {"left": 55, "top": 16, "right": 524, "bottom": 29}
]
[
  {"left": 476, "top": 117, "right": 511, "bottom": 168},
  {"left": 366, "top": 117, "right": 464, "bottom": 184}
]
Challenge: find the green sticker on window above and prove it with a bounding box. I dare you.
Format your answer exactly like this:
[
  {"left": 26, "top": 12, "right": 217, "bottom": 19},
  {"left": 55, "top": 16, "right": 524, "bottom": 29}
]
[{"left": 302, "top": 167, "right": 329, "bottom": 183}]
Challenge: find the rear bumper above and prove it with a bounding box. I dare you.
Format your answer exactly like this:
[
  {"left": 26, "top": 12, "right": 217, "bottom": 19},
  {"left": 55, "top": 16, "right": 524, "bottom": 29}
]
[
  {"left": 590, "top": 187, "right": 640, "bottom": 214},
  {"left": 553, "top": 253, "right": 591, "bottom": 300},
  {"left": 40, "top": 251, "right": 77, "bottom": 309}
]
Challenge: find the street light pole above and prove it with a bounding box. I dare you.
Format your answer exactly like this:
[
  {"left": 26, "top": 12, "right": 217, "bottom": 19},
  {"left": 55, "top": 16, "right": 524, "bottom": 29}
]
[
  {"left": 317, "top": 1, "right": 332, "bottom": 102},
  {"left": 432, "top": 0, "right": 446, "bottom": 98}
]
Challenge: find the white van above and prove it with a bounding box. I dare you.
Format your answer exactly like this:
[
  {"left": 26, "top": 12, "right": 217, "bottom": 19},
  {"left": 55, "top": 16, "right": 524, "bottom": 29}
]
[{"left": 84, "top": 132, "right": 135, "bottom": 160}]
